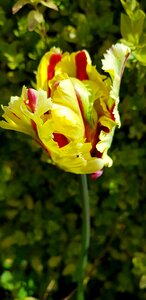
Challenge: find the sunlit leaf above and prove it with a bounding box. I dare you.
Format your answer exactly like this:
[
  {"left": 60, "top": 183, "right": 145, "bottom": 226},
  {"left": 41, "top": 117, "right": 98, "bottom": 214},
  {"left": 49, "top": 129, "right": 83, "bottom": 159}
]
[
  {"left": 40, "top": 0, "right": 58, "bottom": 11},
  {"left": 120, "top": 0, "right": 139, "bottom": 16},
  {"left": 12, "top": 0, "right": 29, "bottom": 14},
  {"left": 121, "top": 9, "right": 145, "bottom": 45},
  {"left": 139, "top": 275, "right": 146, "bottom": 289},
  {"left": 1, "top": 271, "right": 14, "bottom": 291},
  {"left": 27, "top": 10, "right": 43, "bottom": 31},
  {"left": 134, "top": 45, "right": 146, "bottom": 65}
]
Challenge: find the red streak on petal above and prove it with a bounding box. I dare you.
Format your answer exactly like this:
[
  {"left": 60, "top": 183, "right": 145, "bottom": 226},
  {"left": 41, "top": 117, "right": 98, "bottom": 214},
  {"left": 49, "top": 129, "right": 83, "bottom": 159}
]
[
  {"left": 53, "top": 133, "right": 68, "bottom": 148},
  {"left": 75, "top": 51, "right": 89, "bottom": 80},
  {"left": 47, "top": 53, "right": 62, "bottom": 80},
  {"left": 91, "top": 148, "right": 102, "bottom": 158},
  {"left": 48, "top": 87, "right": 51, "bottom": 97},
  {"left": 48, "top": 81, "right": 60, "bottom": 97},
  {"left": 27, "top": 88, "right": 37, "bottom": 113},
  {"left": 109, "top": 103, "right": 115, "bottom": 121},
  {"left": 91, "top": 123, "right": 110, "bottom": 158},
  {"left": 13, "top": 112, "right": 20, "bottom": 119},
  {"left": 31, "top": 120, "right": 37, "bottom": 133},
  {"left": 98, "top": 125, "right": 110, "bottom": 133},
  {"left": 75, "top": 90, "right": 92, "bottom": 140},
  {"left": 96, "top": 150, "right": 102, "bottom": 158},
  {"left": 75, "top": 91, "right": 84, "bottom": 120}
]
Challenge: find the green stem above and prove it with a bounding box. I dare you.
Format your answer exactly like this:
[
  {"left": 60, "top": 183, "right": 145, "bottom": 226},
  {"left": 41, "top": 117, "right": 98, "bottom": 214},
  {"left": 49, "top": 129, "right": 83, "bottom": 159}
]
[{"left": 76, "top": 174, "right": 90, "bottom": 300}]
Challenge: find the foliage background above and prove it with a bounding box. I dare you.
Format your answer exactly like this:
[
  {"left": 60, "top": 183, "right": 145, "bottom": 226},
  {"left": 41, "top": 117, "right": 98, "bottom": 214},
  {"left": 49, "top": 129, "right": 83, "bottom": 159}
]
[{"left": 0, "top": 0, "right": 146, "bottom": 299}]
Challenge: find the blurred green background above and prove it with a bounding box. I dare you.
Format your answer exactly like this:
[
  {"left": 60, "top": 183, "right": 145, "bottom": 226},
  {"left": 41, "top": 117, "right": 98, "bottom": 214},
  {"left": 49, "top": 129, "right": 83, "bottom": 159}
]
[{"left": 0, "top": 0, "right": 146, "bottom": 299}]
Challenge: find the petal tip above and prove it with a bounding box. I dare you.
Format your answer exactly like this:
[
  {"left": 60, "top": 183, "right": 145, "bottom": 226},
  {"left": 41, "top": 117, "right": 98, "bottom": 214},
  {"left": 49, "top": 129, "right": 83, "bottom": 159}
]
[{"left": 91, "top": 169, "right": 103, "bottom": 180}]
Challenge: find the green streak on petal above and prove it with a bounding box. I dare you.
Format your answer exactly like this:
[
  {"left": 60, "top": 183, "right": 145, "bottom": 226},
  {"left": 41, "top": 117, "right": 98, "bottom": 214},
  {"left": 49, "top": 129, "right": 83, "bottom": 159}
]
[{"left": 71, "top": 78, "right": 99, "bottom": 128}]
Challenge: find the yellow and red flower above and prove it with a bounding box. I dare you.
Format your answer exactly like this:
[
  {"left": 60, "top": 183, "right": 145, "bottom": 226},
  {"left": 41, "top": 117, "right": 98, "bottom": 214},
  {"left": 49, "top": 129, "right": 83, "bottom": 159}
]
[{"left": 0, "top": 44, "right": 130, "bottom": 176}]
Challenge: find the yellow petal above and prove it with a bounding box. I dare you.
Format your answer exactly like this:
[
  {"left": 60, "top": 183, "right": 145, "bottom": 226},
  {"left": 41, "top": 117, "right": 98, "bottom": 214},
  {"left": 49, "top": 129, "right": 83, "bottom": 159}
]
[
  {"left": 40, "top": 138, "right": 104, "bottom": 174},
  {"left": 51, "top": 103, "right": 85, "bottom": 139},
  {"left": 50, "top": 77, "right": 82, "bottom": 115},
  {"left": 0, "top": 88, "right": 53, "bottom": 140},
  {"left": 55, "top": 52, "right": 76, "bottom": 77},
  {"left": 0, "top": 99, "right": 35, "bottom": 137}
]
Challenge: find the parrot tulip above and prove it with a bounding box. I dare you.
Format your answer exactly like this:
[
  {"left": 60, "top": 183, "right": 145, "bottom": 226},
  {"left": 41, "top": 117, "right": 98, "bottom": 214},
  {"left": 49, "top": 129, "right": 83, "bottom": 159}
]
[{"left": 0, "top": 44, "right": 130, "bottom": 175}]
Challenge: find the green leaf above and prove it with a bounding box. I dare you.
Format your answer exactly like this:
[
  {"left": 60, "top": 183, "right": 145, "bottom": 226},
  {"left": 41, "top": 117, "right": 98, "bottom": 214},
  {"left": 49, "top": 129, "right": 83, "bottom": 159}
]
[
  {"left": 17, "top": 286, "right": 28, "bottom": 299},
  {"left": 121, "top": 10, "right": 145, "bottom": 46},
  {"left": 1, "top": 271, "right": 14, "bottom": 291},
  {"left": 121, "top": 13, "right": 134, "bottom": 44},
  {"left": 133, "top": 253, "right": 146, "bottom": 275},
  {"left": 40, "top": 0, "right": 58, "bottom": 11},
  {"left": 139, "top": 275, "right": 146, "bottom": 289},
  {"left": 48, "top": 256, "right": 62, "bottom": 268},
  {"left": 134, "top": 45, "right": 146, "bottom": 65},
  {"left": 132, "top": 9, "right": 145, "bottom": 42},
  {"left": 62, "top": 263, "right": 76, "bottom": 276},
  {"left": 33, "top": 10, "right": 44, "bottom": 23},
  {"left": 27, "top": 10, "right": 43, "bottom": 31},
  {"left": 120, "top": 0, "right": 139, "bottom": 16},
  {"left": 0, "top": 7, "right": 6, "bottom": 26}
]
